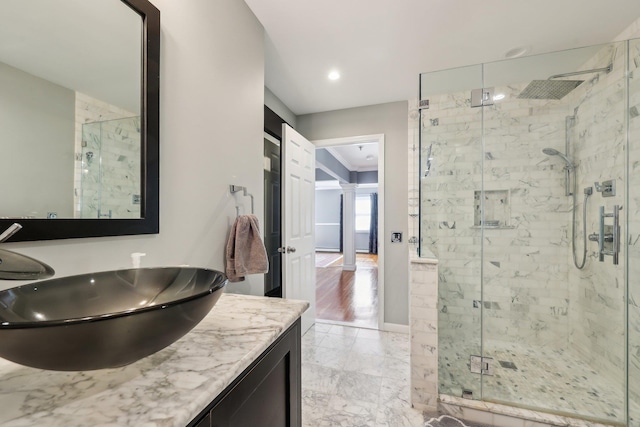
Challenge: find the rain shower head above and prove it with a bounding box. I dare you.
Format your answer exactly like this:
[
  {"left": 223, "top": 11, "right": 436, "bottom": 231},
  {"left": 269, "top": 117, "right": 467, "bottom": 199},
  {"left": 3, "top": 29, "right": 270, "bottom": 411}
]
[
  {"left": 518, "top": 61, "right": 614, "bottom": 100},
  {"left": 518, "top": 80, "right": 583, "bottom": 100},
  {"left": 542, "top": 148, "right": 574, "bottom": 170}
]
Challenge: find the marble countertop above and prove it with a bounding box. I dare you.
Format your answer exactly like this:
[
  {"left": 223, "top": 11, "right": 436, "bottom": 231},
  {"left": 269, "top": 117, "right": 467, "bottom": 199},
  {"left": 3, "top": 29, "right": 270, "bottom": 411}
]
[{"left": 0, "top": 293, "right": 309, "bottom": 427}]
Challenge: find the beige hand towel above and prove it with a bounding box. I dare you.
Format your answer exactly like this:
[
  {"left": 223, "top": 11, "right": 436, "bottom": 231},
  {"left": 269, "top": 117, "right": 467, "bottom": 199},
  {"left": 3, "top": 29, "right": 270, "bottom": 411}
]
[{"left": 225, "top": 214, "right": 269, "bottom": 282}]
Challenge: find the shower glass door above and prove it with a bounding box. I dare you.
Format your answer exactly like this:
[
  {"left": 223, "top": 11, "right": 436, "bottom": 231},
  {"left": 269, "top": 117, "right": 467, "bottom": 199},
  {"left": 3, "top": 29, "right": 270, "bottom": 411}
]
[
  {"left": 421, "top": 39, "right": 633, "bottom": 425},
  {"left": 480, "top": 41, "right": 626, "bottom": 424},
  {"left": 419, "top": 64, "right": 484, "bottom": 400},
  {"left": 80, "top": 117, "right": 142, "bottom": 219},
  {"left": 628, "top": 37, "right": 640, "bottom": 427},
  {"left": 80, "top": 121, "right": 103, "bottom": 218}
]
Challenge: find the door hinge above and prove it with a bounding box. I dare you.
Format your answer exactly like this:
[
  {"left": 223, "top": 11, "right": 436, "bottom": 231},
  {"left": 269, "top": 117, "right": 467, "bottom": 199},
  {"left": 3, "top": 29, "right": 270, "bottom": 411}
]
[
  {"left": 470, "top": 355, "right": 494, "bottom": 375},
  {"left": 471, "top": 87, "right": 494, "bottom": 107}
]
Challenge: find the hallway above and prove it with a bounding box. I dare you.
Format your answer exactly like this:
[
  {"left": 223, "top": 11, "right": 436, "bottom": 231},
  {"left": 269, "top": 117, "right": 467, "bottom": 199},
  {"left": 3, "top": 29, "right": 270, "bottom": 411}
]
[{"left": 315, "top": 253, "right": 378, "bottom": 328}]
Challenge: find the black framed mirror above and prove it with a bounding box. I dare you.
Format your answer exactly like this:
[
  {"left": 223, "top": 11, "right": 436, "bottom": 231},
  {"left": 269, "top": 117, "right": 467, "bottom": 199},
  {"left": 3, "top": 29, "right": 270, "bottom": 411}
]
[{"left": 0, "top": 0, "right": 159, "bottom": 242}]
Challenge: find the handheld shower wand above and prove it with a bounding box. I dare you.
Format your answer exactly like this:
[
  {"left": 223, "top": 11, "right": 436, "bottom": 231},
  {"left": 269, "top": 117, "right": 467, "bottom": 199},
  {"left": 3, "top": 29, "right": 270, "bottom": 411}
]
[
  {"left": 542, "top": 148, "right": 589, "bottom": 269},
  {"left": 542, "top": 147, "right": 573, "bottom": 197}
]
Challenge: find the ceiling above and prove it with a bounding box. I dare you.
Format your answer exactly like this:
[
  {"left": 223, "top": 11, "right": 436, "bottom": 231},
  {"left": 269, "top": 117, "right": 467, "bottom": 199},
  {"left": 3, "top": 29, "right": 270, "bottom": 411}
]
[
  {"left": 325, "top": 143, "right": 379, "bottom": 172},
  {"left": 244, "top": 0, "right": 640, "bottom": 115}
]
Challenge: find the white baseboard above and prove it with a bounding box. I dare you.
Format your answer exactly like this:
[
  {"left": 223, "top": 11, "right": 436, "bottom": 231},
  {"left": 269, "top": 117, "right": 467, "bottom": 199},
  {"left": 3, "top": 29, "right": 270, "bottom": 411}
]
[{"left": 382, "top": 322, "right": 409, "bottom": 334}]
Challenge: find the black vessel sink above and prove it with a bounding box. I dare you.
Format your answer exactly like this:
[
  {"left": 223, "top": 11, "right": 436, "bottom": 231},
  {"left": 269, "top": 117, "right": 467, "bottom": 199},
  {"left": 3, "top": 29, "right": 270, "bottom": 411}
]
[{"left": 0, "top": 267, "right": 227, "bottom": 371}]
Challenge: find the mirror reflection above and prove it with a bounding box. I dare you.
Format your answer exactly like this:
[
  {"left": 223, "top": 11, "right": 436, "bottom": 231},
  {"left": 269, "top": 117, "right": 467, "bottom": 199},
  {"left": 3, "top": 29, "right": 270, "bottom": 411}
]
[{"left": 0, "top": 0, "right": 142, "bottom": 219}]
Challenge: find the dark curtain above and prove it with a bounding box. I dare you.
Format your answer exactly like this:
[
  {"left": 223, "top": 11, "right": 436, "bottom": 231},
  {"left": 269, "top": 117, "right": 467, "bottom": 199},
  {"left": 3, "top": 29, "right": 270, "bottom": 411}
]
[
  {"left": 369, "top": 193, "right": 378, "bottom": 254},
  {"left": 339, "top": 194, "right": 344, "bottom": 253}
]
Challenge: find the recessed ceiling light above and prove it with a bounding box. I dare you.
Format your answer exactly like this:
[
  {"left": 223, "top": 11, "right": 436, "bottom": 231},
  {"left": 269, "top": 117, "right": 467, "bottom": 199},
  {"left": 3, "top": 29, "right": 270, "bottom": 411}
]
[
  {"left": 328, "top": 70, "right": 340, "bottom": 81},
  {"left": 365, "top": 155, "right": 374, "bottom": 161},
  {"left": 504, "top": 46, "right": 531, "bottom": 59},
  {"left": 493, "top": 93, "right": 505, "bottom": 101}
]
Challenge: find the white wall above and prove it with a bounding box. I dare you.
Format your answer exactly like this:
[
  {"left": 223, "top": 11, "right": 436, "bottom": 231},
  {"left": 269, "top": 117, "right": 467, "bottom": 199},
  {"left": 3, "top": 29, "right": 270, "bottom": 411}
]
[
  {"left": 315, "top": 188, "right": 341, "bottom": 250},
  {"left": 298, "top": 101, "right": 409, "bottom": 325},
  {"left": 0, "top": 0, "right": 266, "bottom": 297}
]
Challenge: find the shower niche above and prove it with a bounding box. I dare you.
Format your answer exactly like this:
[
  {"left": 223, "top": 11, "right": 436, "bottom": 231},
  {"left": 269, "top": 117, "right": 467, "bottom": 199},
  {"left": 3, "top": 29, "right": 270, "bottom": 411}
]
[{"left": 473, "top": 189, "right": 511, "bottom": 228}]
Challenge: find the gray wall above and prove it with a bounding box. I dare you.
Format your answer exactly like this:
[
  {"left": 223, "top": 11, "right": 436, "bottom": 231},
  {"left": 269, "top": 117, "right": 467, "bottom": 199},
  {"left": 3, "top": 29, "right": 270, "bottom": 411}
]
[
  {"left": 315, "top": 169, "right": 334, "bottom": 181},
  {"left": 265, "top": 87, "right": 297, "bottom": 129},
  {"left": 0, "top": 61, "right": 74, "bottom": 218},
  {"left": 1, "top": 0, "right": 266, "bottom": 298},
  {"left": 356, "top": 171, "right": 378, "bottom": 184},
  {"left": 298, "top": 101, "right": 409, "bottom": 326},
  {"left": 316, "top": 148, "right": 350, "bottom": 182}
]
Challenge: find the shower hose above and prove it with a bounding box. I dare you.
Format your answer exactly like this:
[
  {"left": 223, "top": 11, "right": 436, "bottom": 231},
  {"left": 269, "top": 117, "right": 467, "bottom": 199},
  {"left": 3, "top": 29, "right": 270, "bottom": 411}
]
[{"left": 571, "top": 173, "right": 590, "bottom": 270}]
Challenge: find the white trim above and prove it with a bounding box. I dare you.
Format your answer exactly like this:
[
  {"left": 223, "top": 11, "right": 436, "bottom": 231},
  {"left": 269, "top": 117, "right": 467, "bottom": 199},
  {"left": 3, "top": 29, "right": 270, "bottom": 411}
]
[
  {"left": 264, "top": 131, "right": 280, "bottom": 146},
  {"left": 325, "top": 146, "right": 357, "bottom": 171},
  {"left": 382, "top": 323, "right": 409, "bottom": 334},
  {"left": 314, "top": 134, "right": 383, "bottom": 147},
  {"left": 315, "top": 181, "right": 378, "bottom": 190},
  {"left": 322, "top": 146, "right": 379, "bottom": 173},
  {"left": 316, "top": 161, "right": 348, "bottom": 183},
  {"left": 312, "top": 133, "right": 386, "bottom": 331}
]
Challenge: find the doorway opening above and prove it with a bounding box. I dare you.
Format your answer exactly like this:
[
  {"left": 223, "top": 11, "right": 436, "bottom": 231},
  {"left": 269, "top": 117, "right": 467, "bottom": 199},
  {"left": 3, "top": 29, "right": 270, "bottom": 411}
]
[{"left": 313, "top": 135, "right": 384, "bottom": 329}]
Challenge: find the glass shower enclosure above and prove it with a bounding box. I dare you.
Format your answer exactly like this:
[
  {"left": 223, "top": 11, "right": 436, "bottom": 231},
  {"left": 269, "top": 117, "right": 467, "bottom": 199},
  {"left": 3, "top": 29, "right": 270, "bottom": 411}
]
[
  {"left": 80, "top": 116, "right": 142, "bottom": 219},
  {"left": 419, "top": 38, "right": 640, "bottom": 425}
]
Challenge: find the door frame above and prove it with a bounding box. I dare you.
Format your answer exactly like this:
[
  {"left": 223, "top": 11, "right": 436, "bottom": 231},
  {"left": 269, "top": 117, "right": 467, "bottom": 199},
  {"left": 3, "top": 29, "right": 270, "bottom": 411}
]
[{"left": 312, "top": 133, "right": 385, "bottom": 330}]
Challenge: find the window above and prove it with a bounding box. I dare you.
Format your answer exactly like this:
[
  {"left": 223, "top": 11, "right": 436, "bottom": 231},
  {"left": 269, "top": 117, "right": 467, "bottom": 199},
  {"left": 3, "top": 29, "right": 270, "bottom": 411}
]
[{"left": 355, "top": 195, "right": 371, "bottom": 231}]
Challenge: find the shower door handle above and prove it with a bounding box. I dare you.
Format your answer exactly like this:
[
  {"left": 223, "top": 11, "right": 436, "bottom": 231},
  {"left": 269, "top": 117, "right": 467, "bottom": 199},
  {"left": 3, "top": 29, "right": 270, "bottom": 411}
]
[
  {"left": 612, "top": 205, "right": 621, "bottom": 265},
  {"left": 598, "top": 206, "right": 605, "bottom": 262}
]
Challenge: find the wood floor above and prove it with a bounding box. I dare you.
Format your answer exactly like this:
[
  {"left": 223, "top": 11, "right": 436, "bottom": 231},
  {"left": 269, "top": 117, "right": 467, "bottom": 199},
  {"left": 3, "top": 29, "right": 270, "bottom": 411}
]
[{"left": 315, "top": 252, "right": 378, "bottom": 328}]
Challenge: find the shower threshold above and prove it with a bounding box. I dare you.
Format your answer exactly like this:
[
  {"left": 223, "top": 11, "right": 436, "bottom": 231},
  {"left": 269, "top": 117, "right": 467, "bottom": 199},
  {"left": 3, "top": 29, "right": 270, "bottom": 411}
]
[
  {"left": 439, "top": 340, "right": 624, "bottom": 425},
  {"left": 439, "top": 394, "right": 625, "bottom": 427}
]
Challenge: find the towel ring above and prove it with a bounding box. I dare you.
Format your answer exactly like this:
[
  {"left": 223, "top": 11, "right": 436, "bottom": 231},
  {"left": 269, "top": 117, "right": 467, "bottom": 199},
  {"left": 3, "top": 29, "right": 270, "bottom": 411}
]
[{"left": 230, "top": 185, "right": 254, "bottom": 216}]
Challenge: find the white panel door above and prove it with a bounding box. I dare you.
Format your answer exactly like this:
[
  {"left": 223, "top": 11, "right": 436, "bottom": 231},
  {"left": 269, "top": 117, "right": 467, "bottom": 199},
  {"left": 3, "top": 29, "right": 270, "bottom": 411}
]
[{"left": 282, "top": 124, "right": 315, "bottom": 333}]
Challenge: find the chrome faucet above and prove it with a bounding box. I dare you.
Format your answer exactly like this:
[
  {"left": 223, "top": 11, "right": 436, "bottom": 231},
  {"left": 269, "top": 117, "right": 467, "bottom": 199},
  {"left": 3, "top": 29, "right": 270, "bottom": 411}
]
[
  {"left": 0, "top": 223, "right": 55, "bottom": 280},
  {"left": 0, "top": 223, "right": 22, "bottom": 242}
]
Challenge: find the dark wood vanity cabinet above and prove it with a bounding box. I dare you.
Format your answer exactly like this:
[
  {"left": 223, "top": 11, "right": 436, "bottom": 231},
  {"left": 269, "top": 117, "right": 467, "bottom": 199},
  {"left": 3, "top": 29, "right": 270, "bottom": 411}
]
[{"left": 187, "top": 320, "right": 301, "bottom": 427}]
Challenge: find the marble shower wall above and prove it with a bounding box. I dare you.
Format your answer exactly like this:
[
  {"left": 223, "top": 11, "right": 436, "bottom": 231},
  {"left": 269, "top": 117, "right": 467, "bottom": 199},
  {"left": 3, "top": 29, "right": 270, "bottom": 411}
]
[
  {"left": 628, "top": 37, "right": 640, "bottom": 425},
  {"left": 420, "top": 85, "right": 572, "bottom": 352},
  {"left": 562, "top": 42, "right": 627, "bottom": 386},
  {"left": 75, "top": 92, "right": 141, "bottom": 218},
  {"left": 480, "top": 83, "right": 573, "bottom": 351}
]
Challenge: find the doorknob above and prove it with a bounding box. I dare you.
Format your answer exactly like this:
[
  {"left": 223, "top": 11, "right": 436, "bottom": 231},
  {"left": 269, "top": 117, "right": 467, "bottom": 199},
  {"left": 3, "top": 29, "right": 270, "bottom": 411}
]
[{"left": 277, "top": 246, "right": 296, "bottom": 253}]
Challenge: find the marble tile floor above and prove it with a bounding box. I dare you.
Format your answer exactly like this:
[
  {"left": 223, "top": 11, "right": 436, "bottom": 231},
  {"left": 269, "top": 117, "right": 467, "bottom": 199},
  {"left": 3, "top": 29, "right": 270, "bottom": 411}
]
[
  {"left": 302, "top": 322, "right": 427, "bottom": 427},
  {"left": 438, "top": 339, "right": 624, "bottom": 425}
]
